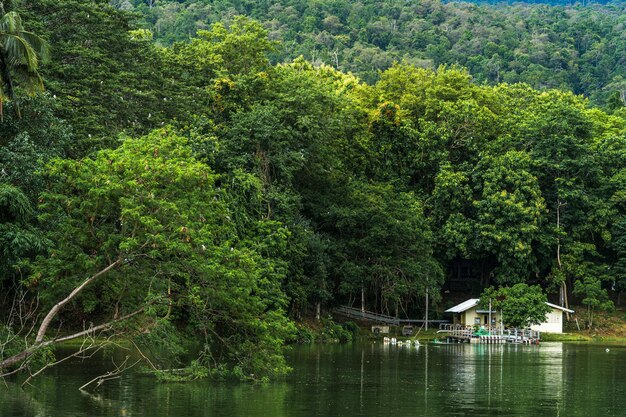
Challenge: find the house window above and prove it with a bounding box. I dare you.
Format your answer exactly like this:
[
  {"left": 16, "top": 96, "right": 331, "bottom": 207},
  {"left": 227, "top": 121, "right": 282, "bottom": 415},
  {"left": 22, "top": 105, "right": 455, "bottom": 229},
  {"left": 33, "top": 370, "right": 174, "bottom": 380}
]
[{"left": 474, "top": 317, "right": 481, "bottom": 325}]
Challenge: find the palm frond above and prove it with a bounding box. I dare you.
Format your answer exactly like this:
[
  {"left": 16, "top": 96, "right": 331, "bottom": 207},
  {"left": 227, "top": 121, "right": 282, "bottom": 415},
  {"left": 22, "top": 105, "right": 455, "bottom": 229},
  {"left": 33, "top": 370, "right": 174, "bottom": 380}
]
[
  {"left": 12, "top": 66, "right": 44, "bottom": 94},
  {"left": 1, "top": 33, "right": 39, "bottom": 69},
  {"left": 19, "top": 31, "right": 49, "bottom": 63},
  {"left": 0, "top": 12, "right": 24, "bottom": 34},
  {"left": 0, "top": 10, "right": 48, "bottom": 109}
]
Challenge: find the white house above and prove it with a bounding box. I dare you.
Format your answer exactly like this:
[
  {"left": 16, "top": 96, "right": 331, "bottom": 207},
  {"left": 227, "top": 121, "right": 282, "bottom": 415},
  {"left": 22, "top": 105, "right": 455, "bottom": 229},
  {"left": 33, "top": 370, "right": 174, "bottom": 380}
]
[
  {"left": 531, "top": 302, "right": 575, "bottom": 333},
  {"left": 445, "top": 298, "right": 574, "bottom": 333}
]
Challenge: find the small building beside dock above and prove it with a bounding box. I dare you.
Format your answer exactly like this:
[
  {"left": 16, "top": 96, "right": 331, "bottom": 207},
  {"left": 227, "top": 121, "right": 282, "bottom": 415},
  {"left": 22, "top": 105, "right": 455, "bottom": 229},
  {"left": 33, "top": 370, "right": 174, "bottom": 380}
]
[
  {"left": 445, "top": 299, "right": 499, "bottom": 328},
  {"left": 530, "top": 302, "right": 575, "bottom": 334},
  {"left": 445, "top": 298, "right": 574, "bottom": 334}
]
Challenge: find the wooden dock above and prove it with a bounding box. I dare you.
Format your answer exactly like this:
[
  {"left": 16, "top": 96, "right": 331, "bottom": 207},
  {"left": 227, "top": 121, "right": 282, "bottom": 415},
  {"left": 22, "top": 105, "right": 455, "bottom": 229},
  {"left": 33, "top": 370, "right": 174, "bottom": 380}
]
[
  {"left": 437, "top": 324, "right": 540, "bottom": 344},
  {"left": 333, "top": 305, "right": 449, "bottom": 327}
]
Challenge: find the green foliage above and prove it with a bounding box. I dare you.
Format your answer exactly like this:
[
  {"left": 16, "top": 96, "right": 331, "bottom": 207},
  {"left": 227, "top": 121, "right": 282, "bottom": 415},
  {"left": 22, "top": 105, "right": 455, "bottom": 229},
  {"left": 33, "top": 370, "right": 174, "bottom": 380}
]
[
  {"left": 5, "top": 3, "right": 626, "bottom": 382},
  {"left": 154, "top": 360, "right": 210, "bottom": 383},
  {"left": 160, "top": 16, "right": 277, "bottom": 128},
  {"left": 29, "top": 129, "right": 295, "bottom": 379},
  {"left": 317, "top": 316, "right": 355, "bottom": 343},
  {"left": 325, "top": 180, "right": 443, "bottom": 314},
  {"left": 293, "top": 324, "right": 315, "bottom": 344},
  {"left": 481, "top": 284, "right": 551, "bottom": 328},
  {"left": 0, "top": 9, "right": 48, "bottom": 118},
  {"left": 573, "top": 276, "right": 614, "bottom": 329},
  {"left": 472, "top": 151, "right": 545, "bottom": 284},
  {"left": 0, "top": 94, "right": 71, "bottom": 200},
  {"left": 20, "top": 0, "right": 171, "bottom": 152},
  {"left": 0, "top": 323, "right": 54, "bottom": 371},
  {"left": 129, "top": 0, "right": 626, "bottom": 107},
  {"left": 0, "top": 183, "right": 47, "bottom": 284},
  {"left": 134, "top": 320, "right": 188, "bottom": 370},
  {"left": 0, "top": 93, "right": 67, "bottom": 314}
]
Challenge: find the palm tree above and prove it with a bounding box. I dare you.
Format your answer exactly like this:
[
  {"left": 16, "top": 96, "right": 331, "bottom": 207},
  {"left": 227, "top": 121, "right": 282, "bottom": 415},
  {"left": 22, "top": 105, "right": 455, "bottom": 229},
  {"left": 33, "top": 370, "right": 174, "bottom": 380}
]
[{"left": 0, "top": 9, "right": 49, "bottom": 120}]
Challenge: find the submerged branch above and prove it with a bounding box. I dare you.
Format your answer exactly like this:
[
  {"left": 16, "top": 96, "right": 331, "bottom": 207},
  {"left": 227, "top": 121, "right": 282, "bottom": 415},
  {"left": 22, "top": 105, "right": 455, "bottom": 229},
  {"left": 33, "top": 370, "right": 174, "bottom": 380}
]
[{"left": 79, "top": 355, "right": 142, "bottom": 392}]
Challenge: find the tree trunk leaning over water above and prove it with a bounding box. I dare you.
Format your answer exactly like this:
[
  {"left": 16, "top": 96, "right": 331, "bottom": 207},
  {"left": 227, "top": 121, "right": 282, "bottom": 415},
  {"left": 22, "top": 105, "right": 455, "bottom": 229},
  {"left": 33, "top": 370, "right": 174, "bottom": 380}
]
[{"left": 0, "top": 259, "right": 146, "bottom": 374}]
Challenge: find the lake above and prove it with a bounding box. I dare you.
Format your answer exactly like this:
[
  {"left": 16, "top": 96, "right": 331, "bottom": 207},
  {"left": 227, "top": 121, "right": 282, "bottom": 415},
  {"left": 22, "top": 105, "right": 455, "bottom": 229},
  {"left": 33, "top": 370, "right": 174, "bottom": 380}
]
[{"left": 1, "top": 342, "right": 625, "bottom": 416}]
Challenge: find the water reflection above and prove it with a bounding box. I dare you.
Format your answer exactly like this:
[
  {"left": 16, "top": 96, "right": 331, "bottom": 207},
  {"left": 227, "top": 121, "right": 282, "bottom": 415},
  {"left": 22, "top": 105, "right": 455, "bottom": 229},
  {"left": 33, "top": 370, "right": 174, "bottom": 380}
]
[
  {"left": 431, "top": 343, "right": 566, "bottom": 416},
  {"left": 0, "top": 382, "right": 47, "bottom": 417},
  {"left": 2, "top": 343, "right": 626, "bottom": 417}
]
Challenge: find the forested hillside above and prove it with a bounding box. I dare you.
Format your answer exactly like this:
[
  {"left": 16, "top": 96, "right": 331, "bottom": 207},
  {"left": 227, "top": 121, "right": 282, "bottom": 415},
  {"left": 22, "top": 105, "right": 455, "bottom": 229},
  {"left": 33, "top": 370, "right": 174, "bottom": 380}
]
[
  {"left": 120, "top": 0, "right": 626, "bottom": 107},
  {"left": 1, "top": 0, "right": 626, "bottom": 380}
]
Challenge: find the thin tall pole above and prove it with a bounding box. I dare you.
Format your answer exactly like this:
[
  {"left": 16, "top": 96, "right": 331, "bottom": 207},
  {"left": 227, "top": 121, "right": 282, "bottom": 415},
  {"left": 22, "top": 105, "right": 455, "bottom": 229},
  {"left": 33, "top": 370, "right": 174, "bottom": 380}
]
[
  {"left": 361, "top": 282, "right": 365, "bottom": 314},
  {"left": 489, "top": 298, "right": 492, "bottom": 333},
  {"left": 425, "top": 284, "right": 429, "bottom": 331}
]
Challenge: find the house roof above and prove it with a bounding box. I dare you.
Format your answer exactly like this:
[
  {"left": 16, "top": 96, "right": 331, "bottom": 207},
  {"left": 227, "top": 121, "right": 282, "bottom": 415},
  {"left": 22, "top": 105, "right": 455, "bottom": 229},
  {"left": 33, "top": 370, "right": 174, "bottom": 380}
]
[
  {"left": 546, "top": 302, "right": 575, "bottom": 313},
  {"left": 445, "top": 298, "right": 480, "bottom": 313},
  {"left": 445, "top": 299, "right": 575, "bottom": 314}
]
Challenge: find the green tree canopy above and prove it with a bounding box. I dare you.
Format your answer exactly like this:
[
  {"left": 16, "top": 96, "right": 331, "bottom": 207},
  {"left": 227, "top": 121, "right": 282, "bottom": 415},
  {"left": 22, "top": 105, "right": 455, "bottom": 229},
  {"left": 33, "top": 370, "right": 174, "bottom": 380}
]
[
  {"left": 20, "top": 129, "right": 294, "bottom": 380},
  {"left": 481, "top": 284, "right": 551, "bottom": 328}
]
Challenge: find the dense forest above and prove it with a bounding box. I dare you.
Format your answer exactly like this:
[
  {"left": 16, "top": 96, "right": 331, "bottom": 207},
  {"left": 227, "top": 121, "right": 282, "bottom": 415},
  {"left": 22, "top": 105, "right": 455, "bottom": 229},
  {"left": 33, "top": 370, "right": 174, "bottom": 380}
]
[
  {"left": 1, "top": 0, "right": 626, "bottom": 381},
  {"left": 121, "top": 0, "right": 626, "bottom": 107}
]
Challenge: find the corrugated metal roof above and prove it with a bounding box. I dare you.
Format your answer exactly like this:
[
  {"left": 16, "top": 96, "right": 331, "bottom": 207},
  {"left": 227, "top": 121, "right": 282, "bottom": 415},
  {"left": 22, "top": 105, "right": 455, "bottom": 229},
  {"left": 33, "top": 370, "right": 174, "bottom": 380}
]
[
  {"left": 445, "top": 298, "right": 480, "bottom": 313},
  {"left": 445, "top": 299, "right": 574, "bottom": 314},
  {"left": 546, "top": 302, "right": 574, "bottom": 313}
]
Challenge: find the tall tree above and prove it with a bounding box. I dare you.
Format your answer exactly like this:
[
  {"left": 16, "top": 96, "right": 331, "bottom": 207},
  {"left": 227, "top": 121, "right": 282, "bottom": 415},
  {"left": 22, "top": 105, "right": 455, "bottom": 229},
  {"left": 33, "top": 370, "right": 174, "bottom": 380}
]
[
  {"left": 481, "top": 284, "right": 551, "bottom": 328},
  {"left": 0, "top": 9, "right": 48, "bottom": 119},
  {"left": 2, "top": 129, "right": 294, "bottom": 380},
  {"left": 20, "top": 0, "right": 169, "bottom": 153}
]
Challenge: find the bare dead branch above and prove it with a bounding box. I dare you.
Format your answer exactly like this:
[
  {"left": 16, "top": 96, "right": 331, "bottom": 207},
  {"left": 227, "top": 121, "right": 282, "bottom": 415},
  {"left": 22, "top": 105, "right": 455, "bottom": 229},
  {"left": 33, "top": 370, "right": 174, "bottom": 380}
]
[
  {"left": 35, "top": 259, "right": 122, "bottom": 344},
  {"left": 78, "top": 356, "right": 142, "bottom": 392},
  {"left": 0, "top": 363, "right": 27, "bottom": 378},
  {"left": 21, "top": 335, "right": 101, "bottom": 388},
  {"left": 0, "top": 305, "right": 144, "bottom": 372},
  {"left": 130, "top": 340, "right": 159, "bottom": 371},
  {"left": 52, "top": 307, "right": 145, "bottom": 344}
]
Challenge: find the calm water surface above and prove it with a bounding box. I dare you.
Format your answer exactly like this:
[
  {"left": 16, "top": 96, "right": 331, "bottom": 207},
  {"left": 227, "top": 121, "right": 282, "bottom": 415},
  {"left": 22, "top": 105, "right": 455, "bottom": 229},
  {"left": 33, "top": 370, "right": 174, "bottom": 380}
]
[{"left": 1, "top": 342, "right": 625, "bottom": 416}]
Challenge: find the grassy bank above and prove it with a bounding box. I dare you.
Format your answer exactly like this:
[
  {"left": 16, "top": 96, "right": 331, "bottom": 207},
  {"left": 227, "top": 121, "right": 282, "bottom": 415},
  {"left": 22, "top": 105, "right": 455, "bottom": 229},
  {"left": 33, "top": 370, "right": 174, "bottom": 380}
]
[
  {"left": 558, "top": 306, "right": 626, "bottom": 343},
  {"left": 540, "top": 333, "right": 593, "bottom": 342}
]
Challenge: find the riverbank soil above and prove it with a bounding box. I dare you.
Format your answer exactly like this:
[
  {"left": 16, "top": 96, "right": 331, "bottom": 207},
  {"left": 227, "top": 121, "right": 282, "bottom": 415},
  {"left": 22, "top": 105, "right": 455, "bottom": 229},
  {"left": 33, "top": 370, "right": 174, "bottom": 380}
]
[{"left": 564, "top": 306, "right": 626, "bottom": 340}]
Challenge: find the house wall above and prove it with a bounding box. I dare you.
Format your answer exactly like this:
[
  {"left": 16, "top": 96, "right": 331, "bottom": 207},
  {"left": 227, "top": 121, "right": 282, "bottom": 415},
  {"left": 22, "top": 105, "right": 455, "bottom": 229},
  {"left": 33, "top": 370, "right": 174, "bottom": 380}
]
[
  {"left": 465, "top": 308, "right": 480, "bottom": 326},
  {"left": 530, "top": 309, "right": 564, "bottom": 333},
  {"left": 451, "top": 303, "right": 567, "bottom": 333},
  {"left": 456, "top": 307, "right": 500, "bottom": 327}
]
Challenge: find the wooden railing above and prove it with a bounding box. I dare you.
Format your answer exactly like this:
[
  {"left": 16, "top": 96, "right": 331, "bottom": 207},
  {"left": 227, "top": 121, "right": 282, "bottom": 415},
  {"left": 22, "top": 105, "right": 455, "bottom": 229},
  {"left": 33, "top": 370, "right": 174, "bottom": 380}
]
[
  {"left": 332, "top": 305, "right": 449, "bottom": 326},
  {"left": 437, "top": 323, "right": 541, "bottom": 343},
  {"left": 333, "top": 305, "right": 400, "bottom": 325}
]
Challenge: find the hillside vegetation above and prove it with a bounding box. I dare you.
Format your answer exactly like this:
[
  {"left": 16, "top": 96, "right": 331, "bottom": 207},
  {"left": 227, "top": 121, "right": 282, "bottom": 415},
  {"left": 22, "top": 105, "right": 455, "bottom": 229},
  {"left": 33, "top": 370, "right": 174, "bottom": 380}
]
[
  {"left": 1, "top": 0, "right": 626, "bottom": 380},
  {"left": 122, "top": 0, "right": 626, "bottom": 107}
]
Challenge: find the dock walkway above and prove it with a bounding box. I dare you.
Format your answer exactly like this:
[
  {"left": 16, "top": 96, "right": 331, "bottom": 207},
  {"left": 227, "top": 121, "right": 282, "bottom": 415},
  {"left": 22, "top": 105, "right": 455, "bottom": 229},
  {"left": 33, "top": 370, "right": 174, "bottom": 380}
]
[
  {"left": 437, "top": 324, "right": 541, "bottom": 344},
  {"left": 333, "top": 305, "right": 449, "bottom": 326}
]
